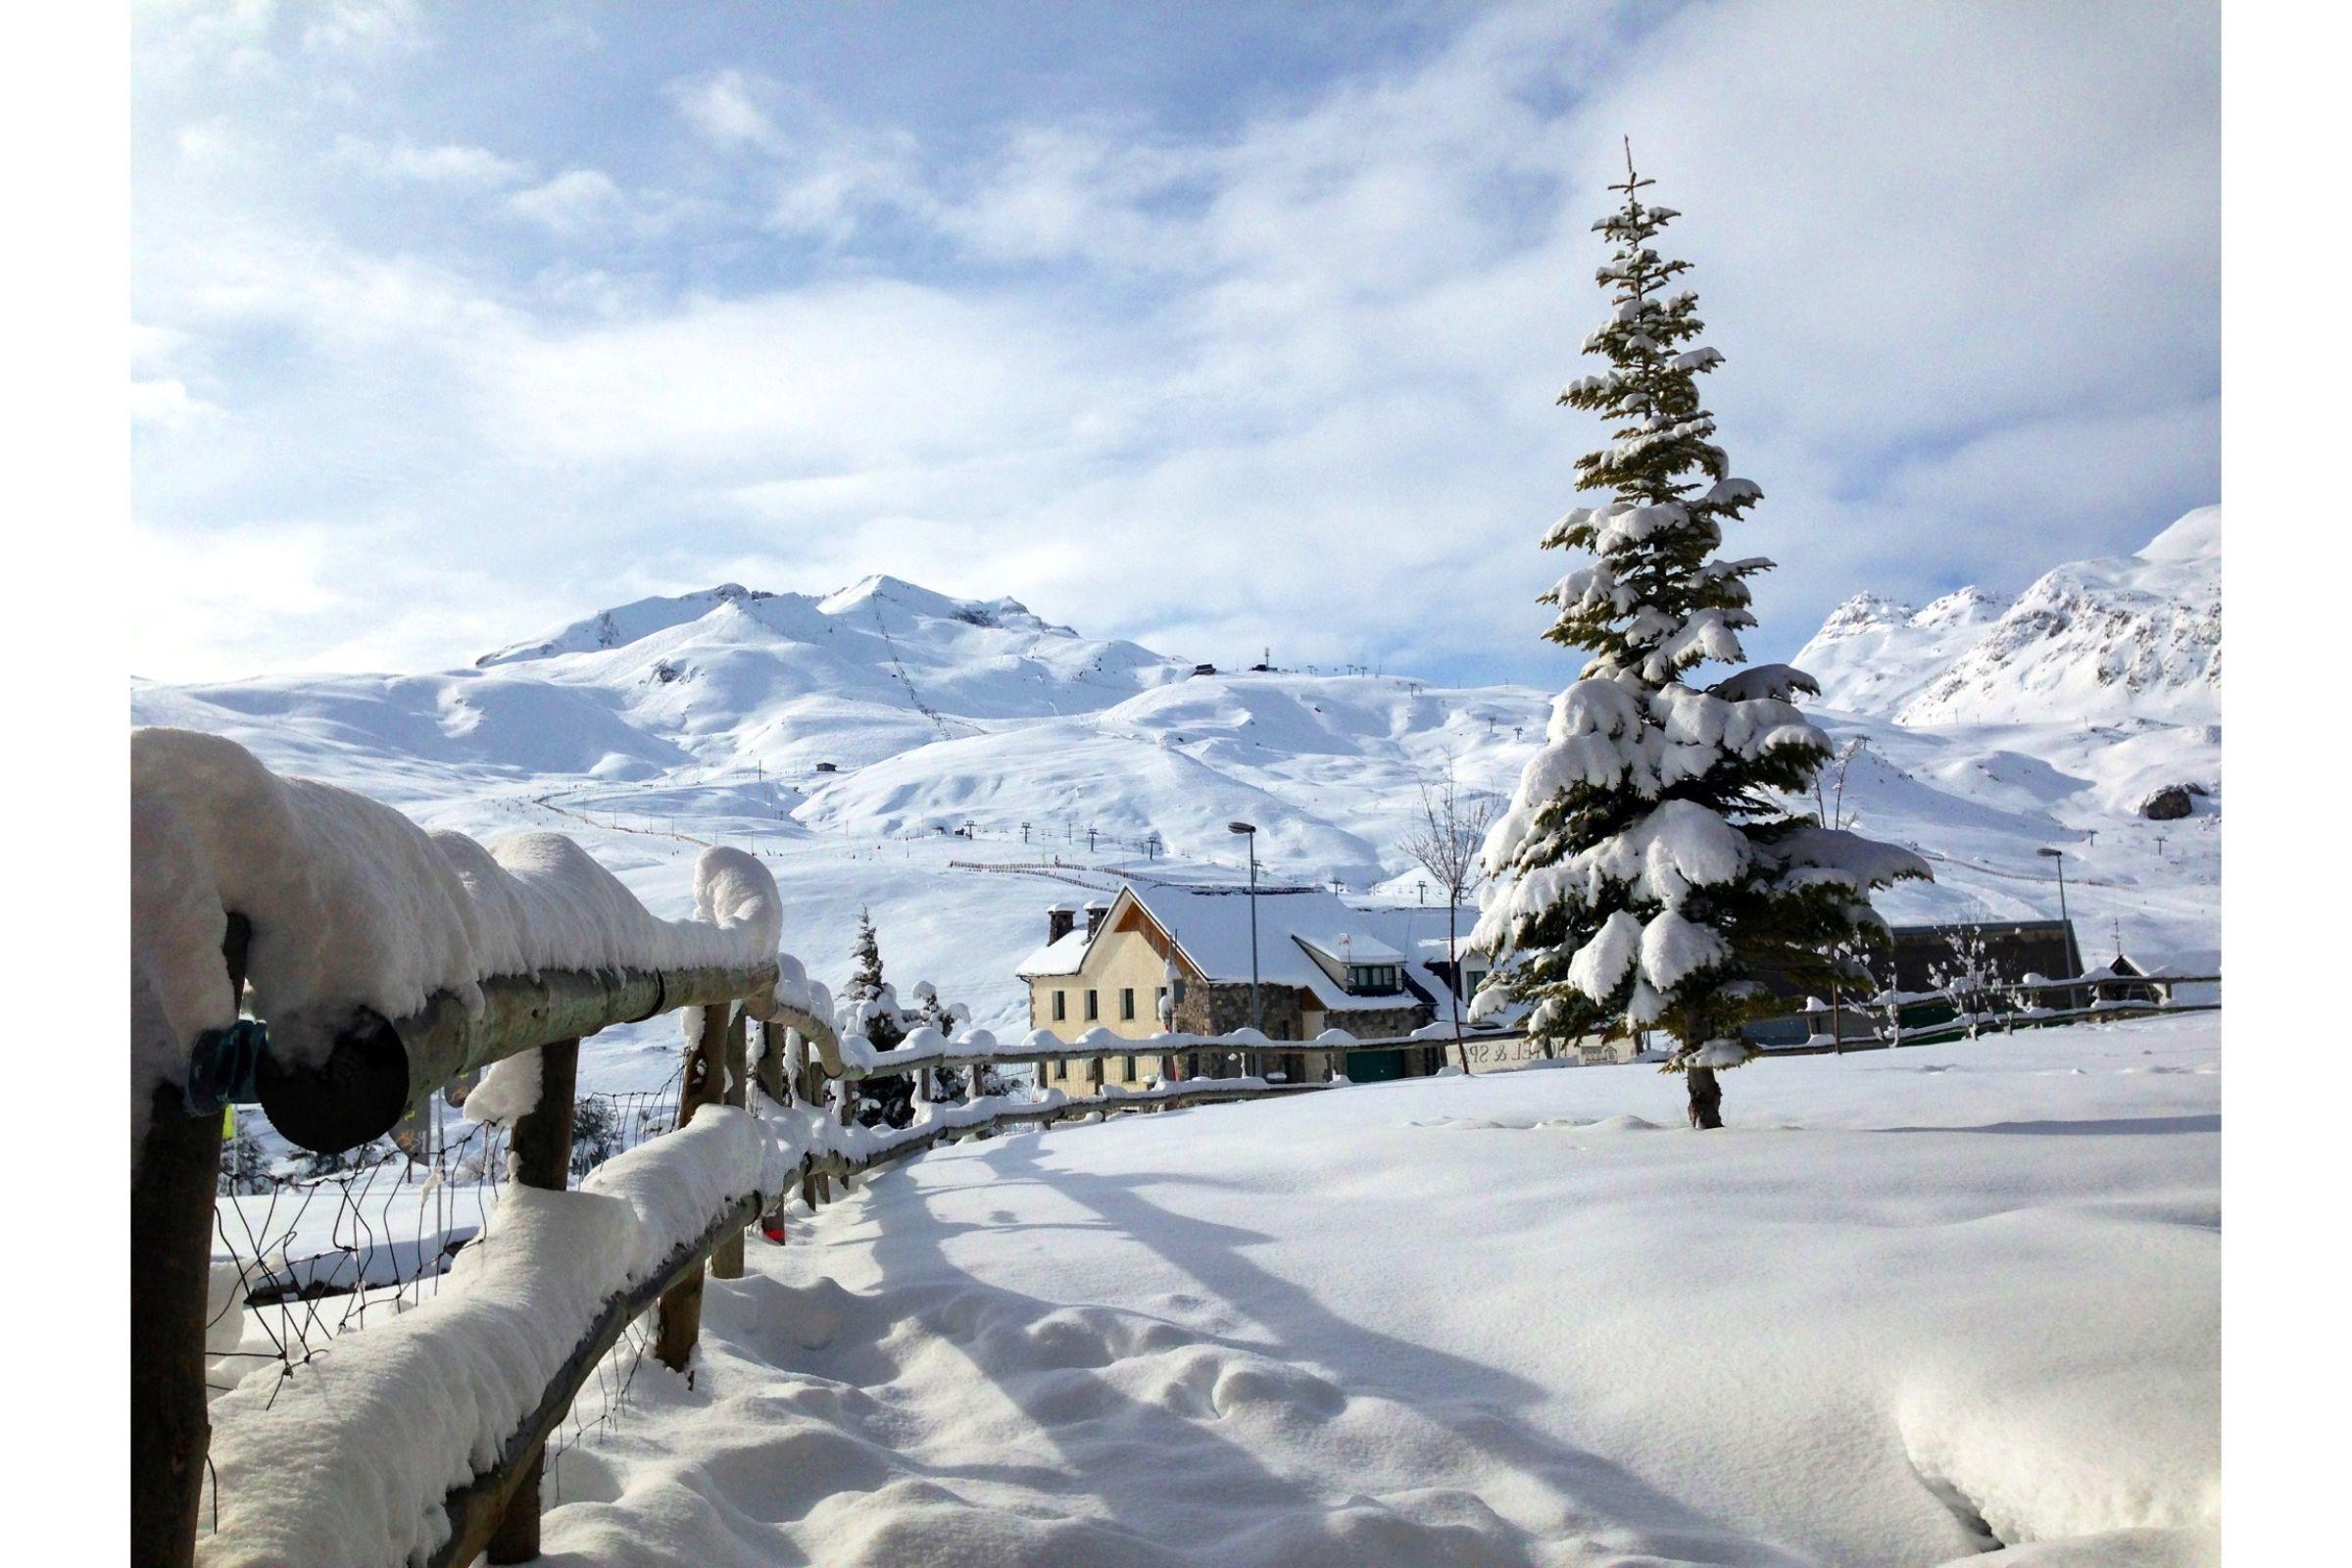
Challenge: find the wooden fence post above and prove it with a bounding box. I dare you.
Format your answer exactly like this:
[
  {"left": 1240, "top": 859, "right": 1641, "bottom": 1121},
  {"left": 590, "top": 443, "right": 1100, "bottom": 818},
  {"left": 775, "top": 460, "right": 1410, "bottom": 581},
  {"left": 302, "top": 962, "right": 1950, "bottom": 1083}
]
[
  {"left": 484, "top": 1037, "right": 579, "bottom": 1566},
  {"left": 655, "top": 1003, "right": 730, "bottom": 1373},
  {"left": 129, "top": 916, "right": 247, "bottom": 1568},
  {"left": 710, "top": 1007, "right": 750, "bottom": 1280}
]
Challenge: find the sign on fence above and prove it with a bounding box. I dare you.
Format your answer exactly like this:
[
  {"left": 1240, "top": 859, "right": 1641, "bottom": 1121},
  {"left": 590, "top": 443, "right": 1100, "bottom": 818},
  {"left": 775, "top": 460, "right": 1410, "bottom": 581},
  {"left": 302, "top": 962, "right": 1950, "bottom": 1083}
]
[{"left": 1459, "top": 1034, "right": 1552, "bottom": 1073}]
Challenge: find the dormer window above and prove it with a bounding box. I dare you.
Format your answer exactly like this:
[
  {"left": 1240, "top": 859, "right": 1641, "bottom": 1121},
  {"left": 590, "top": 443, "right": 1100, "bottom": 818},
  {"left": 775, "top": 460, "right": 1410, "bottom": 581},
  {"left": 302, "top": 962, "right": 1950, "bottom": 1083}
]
[{"left": 1347, "top": 963, "right": 1399, "bottom": 995}]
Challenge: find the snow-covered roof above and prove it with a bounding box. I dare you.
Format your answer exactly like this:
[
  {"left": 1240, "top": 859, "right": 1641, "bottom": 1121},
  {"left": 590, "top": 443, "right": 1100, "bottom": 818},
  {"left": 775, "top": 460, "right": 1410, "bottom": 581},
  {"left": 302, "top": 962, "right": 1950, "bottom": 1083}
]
[
  {"left": 1121, "top": 885, "right": 1462, "bottom": 1015},
  {"left": 1014, "top": 926, "right": 1093, "bottom": 978},
  {"left": 1296, "top": 932, "right": 1405, "bottom": 967}
]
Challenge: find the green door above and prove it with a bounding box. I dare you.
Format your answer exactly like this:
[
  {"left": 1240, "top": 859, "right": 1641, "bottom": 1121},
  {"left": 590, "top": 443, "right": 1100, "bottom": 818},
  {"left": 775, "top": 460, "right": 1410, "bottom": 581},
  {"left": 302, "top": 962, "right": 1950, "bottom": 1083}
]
[{"left": 1349, "top": 1048, "right": 1407, "bottom": 1083}]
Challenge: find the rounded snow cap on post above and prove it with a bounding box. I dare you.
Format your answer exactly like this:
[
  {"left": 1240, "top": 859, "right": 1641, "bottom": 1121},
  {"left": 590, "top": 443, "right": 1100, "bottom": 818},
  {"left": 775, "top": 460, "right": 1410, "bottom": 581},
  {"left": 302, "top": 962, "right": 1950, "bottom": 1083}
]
[
  {"left": 693, "top": 847, "right": 782, "bottom": 956},
  {"left": 1023, "top": 1028, "right": 1066, "bottom": 1052}
]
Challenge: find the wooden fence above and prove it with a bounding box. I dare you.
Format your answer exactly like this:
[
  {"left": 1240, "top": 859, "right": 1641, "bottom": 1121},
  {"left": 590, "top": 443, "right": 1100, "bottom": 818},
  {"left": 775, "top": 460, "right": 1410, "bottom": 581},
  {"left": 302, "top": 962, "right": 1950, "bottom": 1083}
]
[{"left": 132, "top": 878, "right": 1524, "bottom": 1564}]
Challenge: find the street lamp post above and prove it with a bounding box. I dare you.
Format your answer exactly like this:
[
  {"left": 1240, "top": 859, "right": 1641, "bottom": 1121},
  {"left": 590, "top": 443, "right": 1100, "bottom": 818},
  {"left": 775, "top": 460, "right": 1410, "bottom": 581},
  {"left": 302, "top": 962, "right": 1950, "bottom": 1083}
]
[
  {"left": 1228, "top": 821, "right": 1262, "bottom": 1041},
  {"left": 2036, "top": 847, "right": 2070, "bottom": 930}
]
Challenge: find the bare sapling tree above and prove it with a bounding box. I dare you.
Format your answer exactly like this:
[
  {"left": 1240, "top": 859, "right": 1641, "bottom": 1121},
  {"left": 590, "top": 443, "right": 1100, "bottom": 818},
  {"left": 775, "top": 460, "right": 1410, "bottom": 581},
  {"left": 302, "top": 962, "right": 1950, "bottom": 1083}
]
[
  {"left": 1401, "top": 761, "right": 1496, "bottom": 1068},
  {"left": 1928, "top": 926, "right": 2001, "bottom": 1040},
  {"left": 1814, "top": 737, "right": 1868, "bottom": 830}
]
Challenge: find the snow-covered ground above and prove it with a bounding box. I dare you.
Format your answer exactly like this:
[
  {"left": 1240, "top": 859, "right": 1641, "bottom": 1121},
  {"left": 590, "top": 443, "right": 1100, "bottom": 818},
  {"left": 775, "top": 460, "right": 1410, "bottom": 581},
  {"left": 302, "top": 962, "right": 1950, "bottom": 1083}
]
[{"left": 528, "top": 1014, "right": 2219, "bottom": 1567}]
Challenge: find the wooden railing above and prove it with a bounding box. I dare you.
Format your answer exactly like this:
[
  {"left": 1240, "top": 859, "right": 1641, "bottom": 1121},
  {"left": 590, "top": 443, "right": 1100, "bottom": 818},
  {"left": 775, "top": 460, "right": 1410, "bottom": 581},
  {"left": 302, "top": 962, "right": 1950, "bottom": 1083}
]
[
  {"left": 1753, "top": 972, "right": 2223, "bottom": 1055},
  {"left": 136, "top": 872, "right": 1520, "bottom": 1564}
]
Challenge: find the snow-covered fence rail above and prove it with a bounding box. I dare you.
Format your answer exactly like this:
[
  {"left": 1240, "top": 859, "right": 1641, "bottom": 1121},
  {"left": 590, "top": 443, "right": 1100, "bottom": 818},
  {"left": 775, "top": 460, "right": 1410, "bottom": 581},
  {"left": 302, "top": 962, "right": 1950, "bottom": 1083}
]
[
  {"left": 131, "top": 729, "right": 794, "bottom": 1568},
  {"left": 1762, "top": 972, "right": 2223, "bottom": 1055}
]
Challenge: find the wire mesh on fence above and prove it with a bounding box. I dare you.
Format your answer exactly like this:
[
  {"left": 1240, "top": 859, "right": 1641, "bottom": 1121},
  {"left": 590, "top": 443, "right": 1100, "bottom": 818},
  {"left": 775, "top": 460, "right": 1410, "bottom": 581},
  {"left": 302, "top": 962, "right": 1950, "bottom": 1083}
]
[{"left": 198, "top": 1078, "right": 689, "bottom": 1536}]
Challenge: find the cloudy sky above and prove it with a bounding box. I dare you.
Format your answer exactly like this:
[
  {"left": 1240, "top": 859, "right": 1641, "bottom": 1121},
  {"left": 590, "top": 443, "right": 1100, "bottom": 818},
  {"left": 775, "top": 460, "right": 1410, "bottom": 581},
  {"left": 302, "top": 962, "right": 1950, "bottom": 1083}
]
[{"left": 130, "top": 0, "right": 2218, "bottom": 687}]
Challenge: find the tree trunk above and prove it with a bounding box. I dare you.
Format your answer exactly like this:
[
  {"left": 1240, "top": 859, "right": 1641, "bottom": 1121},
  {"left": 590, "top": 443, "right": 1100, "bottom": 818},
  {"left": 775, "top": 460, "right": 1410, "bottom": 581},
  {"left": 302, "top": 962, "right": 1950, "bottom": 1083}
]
[{"left": 1686, "top": 1063, "right": 1724, "bottom": 1129}]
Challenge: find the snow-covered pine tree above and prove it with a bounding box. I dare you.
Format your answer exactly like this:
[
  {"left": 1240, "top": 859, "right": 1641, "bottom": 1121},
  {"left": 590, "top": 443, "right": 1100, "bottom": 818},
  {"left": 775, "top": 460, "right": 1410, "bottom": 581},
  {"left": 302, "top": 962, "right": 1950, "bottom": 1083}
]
[
  {"left": 843, "top": 908, "right": 913, "bottom": 1128},
  {"left": 908, "top": 981, "right": 969, "bottom": 1102},
  {"left": 1470, "top": 148, "right": 1929, "bottom": 1128}
]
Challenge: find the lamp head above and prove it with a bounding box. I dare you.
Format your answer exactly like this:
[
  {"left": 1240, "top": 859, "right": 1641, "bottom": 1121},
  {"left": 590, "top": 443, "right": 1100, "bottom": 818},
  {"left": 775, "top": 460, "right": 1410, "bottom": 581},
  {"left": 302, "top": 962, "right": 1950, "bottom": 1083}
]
[{"left": 1228, "top": 821, "right": 1256, "bottom": 836}]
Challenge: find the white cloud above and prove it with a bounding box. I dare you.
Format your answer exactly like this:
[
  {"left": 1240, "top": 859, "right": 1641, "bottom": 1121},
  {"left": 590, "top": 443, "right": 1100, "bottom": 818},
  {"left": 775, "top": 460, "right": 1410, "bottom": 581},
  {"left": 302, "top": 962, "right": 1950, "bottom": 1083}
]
[
  {"left": 504, "top": 169, "right": 636, "bottom": 235},
  {"left": 300, "top": 0, "right": 427, "bottom": 60},
  {"left": 670, "top": 67, "right": 781, "bottom": 151},
  {"left": 334, "top": 134, "right": 528, "bottom": 188}
]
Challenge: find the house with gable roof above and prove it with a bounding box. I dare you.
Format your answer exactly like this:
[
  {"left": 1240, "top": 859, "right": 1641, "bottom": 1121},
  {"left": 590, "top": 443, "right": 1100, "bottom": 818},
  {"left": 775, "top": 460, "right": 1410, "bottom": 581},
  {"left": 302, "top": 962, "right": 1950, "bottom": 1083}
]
[{"left": 1015, "top": 881, "right": 1480, "bottom": 1091}]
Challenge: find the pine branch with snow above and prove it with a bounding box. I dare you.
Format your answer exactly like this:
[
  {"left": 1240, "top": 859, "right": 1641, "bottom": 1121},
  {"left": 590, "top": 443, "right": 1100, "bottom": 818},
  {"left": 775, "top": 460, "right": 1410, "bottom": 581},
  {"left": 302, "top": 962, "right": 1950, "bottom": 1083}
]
[{"left": 1471, "top": 149, "right": 1929, "bottom": 1127}]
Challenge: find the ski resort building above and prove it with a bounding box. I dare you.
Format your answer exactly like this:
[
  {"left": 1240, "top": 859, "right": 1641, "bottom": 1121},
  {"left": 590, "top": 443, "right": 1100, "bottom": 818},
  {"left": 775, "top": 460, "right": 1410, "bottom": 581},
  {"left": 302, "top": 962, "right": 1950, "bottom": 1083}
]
[{"left": 1015, "top": 884, "right": 1478, "bottom": 1090}]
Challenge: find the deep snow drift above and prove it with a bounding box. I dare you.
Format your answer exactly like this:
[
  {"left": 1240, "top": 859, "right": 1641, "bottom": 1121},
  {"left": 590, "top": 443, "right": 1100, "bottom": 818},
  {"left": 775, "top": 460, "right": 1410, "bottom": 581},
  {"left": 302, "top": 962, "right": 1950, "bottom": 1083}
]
[{"left": 528, "top": 1015, "right": 2219, "bottom": 1567}]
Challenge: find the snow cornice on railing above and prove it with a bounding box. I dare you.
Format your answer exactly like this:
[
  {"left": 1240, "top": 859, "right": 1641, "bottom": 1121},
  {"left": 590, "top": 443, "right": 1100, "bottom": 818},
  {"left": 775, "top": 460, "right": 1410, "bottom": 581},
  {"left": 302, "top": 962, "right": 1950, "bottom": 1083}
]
[{"left": 131, "top": 728, "right": 789, "bottom": 1153}]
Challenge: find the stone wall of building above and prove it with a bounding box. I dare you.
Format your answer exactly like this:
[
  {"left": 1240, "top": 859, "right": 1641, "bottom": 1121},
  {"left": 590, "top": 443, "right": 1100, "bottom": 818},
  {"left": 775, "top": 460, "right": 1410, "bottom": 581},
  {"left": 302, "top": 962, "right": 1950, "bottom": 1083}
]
[
  {"left": 1172, "top": 980, "right": 1307, "bottom": 1041},
  {"left": 1319, "top": 1004, "right": 1429, "bottom": 1042}
]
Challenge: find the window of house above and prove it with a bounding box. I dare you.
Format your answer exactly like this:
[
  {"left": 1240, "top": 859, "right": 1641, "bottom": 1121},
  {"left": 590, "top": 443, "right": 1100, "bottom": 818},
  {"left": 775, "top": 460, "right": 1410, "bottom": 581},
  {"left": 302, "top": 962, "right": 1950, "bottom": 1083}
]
[
  {"left": 1120, "top": 987, "right": 1136, "bottom": 1021},
  {"left": 1085, "top": 990, "right": 1100, "bottom": 1020},
  {"left": 1052, "top": 990, "right": 1067, "bottom": 1022},
  {"left": 1123, "top": 1054, "right": 1138, "bottom": 1079},
  {"left": 1154, "top": 985, "right": 1168, "bottom": 1019},
  {"left": 1054, "top": 1058, "right": 1068, "bottom": 1081}
]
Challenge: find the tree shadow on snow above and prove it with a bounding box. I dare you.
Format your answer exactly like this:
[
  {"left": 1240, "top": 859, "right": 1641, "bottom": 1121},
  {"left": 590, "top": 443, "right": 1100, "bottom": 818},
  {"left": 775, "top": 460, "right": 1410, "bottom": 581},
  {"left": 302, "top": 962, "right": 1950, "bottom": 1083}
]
[{"left": 814, "top": 1128, "right": 1816, "bottom": 1567}]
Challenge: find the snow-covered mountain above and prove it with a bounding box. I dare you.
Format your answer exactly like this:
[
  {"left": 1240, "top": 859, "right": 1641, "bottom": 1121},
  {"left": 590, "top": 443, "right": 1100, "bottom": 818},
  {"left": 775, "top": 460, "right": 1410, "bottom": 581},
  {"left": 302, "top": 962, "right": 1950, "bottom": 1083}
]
[
  {"left": 1796, "top": 507, "right": 2221, "bottom": 726},
  {"left": 131, "top": 523, "right": 2221, "bottom": 1054}
]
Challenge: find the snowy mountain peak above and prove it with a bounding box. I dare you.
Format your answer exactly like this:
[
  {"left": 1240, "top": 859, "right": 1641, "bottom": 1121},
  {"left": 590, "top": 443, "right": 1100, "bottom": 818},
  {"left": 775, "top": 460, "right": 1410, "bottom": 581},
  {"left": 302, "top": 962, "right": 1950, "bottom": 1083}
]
[
  {"left": 815, "top": 574, "right": 1066, "bottom": 637},
  {"left": 1912, "top": 586, "right": 2006, "bottom": 631},
  {"left": 1813, "top": 592, "right": 1916, "bottom": 637},
  {"left": 1795, "top": 507, "right": 2221, "bottom": 727},
  {"left": 478, "top": 574, "right": 1089, "bottom": 671},
  {"left": 2138, "top": 505, "right": 2220, "bottom": 563},
  {"left": 475, "top": 584, "right": 790, "bottom": 667}
]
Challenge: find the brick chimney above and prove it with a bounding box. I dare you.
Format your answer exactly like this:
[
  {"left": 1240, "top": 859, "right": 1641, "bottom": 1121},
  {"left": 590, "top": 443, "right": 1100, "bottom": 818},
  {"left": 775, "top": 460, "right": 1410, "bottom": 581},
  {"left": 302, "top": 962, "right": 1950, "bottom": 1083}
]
[
  {"left": 1047, "top": 903, "right": 1078, "bottom": 943},
  {"left": 1084, "top": 901, "right": 1110, "bottom": 939}
]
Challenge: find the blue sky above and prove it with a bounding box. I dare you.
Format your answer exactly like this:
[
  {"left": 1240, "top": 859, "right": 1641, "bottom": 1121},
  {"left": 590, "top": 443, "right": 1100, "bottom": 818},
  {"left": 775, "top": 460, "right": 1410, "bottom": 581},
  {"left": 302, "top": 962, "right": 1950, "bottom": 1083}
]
[{"left": 130, "top": 0, "right": 2218, "bottom": 687}]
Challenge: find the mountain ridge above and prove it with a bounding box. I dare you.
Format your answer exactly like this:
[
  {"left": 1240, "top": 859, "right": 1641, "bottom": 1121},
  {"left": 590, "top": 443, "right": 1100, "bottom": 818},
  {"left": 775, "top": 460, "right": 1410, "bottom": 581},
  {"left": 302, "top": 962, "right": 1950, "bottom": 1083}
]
[{"left": 1795, "top": 507, "right": 2220, "bottom": 727}]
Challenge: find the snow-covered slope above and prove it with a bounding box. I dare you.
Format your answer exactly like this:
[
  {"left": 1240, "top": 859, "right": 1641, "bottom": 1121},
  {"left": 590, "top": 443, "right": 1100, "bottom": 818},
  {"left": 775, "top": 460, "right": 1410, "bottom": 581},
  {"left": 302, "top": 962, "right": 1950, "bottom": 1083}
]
[
  {"left": 131, "top": 520, "right": 2221, "bottom": 1054},
  {"left": 1796, "top": 508, "right": 2221, "bottom": 726}
]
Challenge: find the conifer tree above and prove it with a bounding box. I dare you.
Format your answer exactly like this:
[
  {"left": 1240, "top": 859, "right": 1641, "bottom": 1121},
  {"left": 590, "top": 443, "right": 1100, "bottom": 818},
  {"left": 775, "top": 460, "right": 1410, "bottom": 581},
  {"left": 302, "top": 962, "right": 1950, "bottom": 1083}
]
[
  {"left": 844, "top": 907, "right": 912, "bottom": 1127},
  {"left": 1471, "top": 148, "right": 1929, "bottom": 1127},
  {"left": 909, "top": 981, "right": 969, "bottom": 1102}
]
